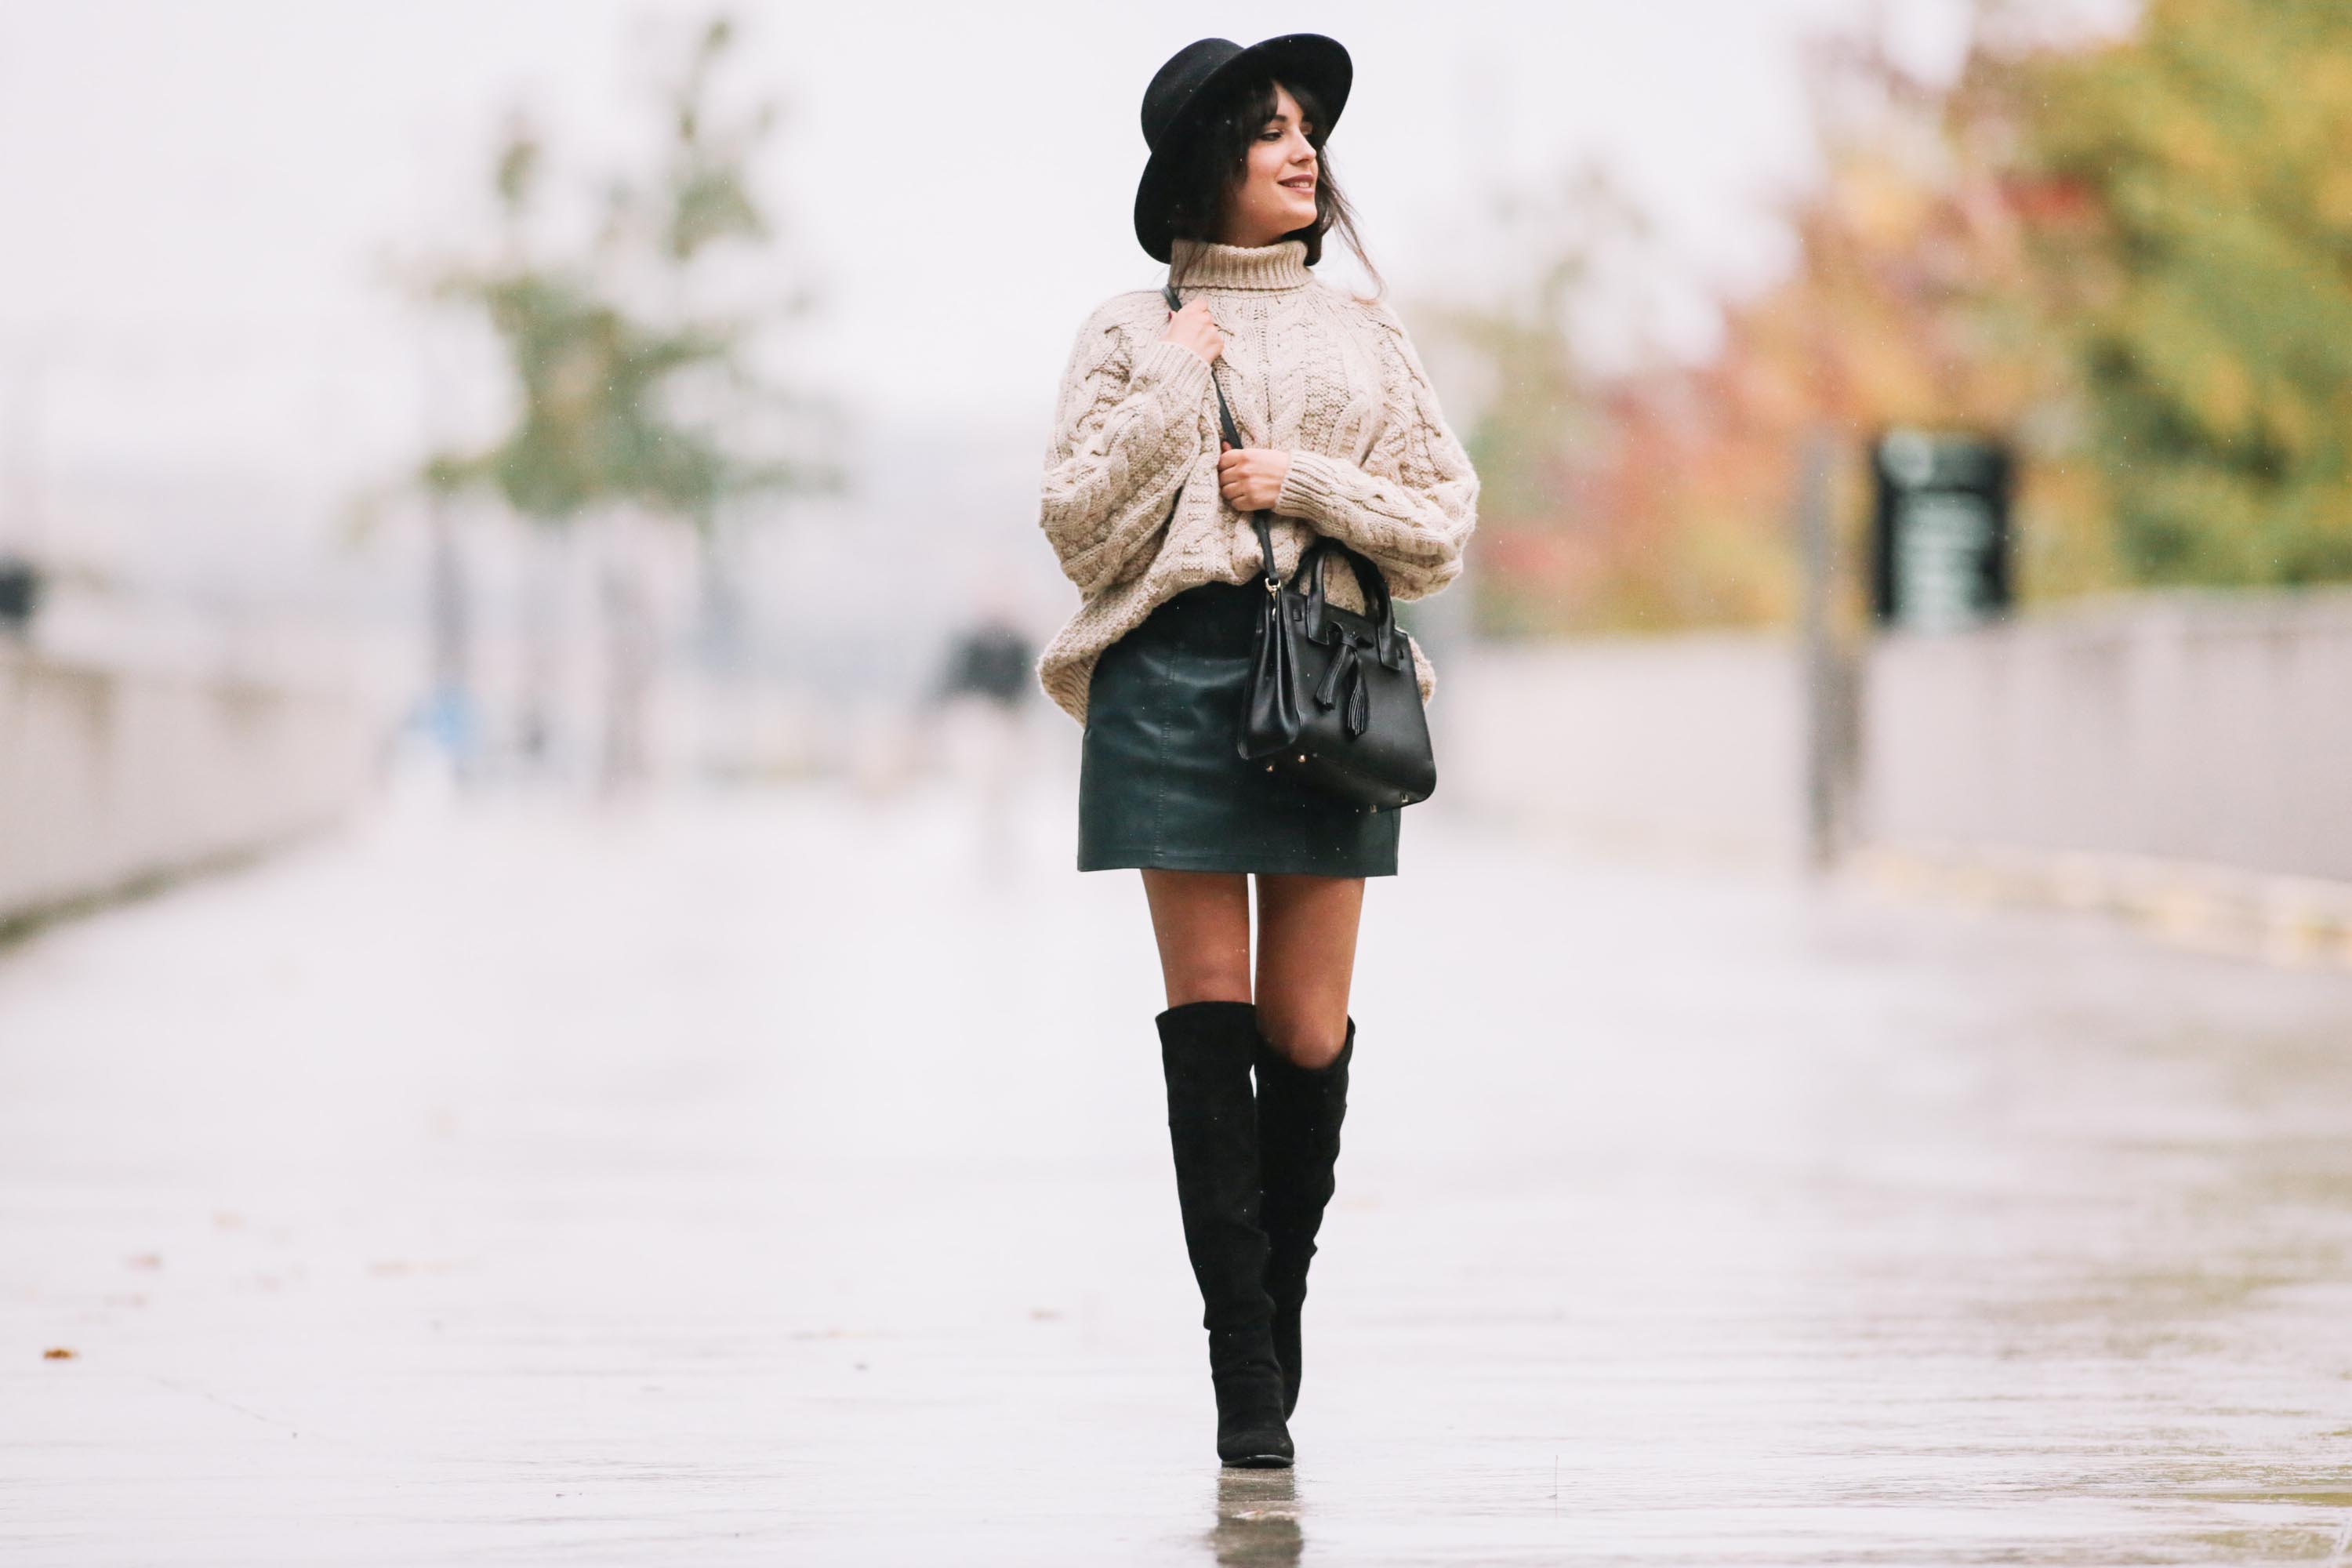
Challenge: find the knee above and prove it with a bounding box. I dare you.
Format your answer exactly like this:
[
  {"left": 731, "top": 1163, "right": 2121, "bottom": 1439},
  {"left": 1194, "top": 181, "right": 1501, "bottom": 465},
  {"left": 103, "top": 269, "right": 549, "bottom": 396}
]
[
  {"left": 1163, "top": 963, "right": 1253, "bottom": 1011},
  {"left": 1256, "top": 1006, "right": 1350, "bottom": 1070}
]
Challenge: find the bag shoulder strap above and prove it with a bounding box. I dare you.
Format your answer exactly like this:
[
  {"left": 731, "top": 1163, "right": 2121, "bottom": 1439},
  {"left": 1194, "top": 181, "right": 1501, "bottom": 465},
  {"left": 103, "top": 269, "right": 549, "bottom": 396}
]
[{"left": 1164, "top": 282, "right": 1280, "bottom": 593}]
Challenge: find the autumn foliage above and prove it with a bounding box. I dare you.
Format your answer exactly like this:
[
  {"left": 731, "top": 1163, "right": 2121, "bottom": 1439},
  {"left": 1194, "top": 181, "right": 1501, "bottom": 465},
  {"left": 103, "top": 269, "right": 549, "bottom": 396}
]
[{"left": 1439, "top": 0, "right": 2352, "bottom": 636}]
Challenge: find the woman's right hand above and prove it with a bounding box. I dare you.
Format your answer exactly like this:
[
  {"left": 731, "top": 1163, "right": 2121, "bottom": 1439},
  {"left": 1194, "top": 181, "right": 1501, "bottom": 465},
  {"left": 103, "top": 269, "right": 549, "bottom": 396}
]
[{"left": 1162, "top": 299, "right": 1224, "bottom": 366}]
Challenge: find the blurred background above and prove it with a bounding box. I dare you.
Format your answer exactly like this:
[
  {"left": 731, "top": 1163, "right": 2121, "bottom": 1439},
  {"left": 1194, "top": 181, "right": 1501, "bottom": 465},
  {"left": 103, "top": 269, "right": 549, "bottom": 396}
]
[
  {"left": 4, "top": 0, "right": 2346, "bottom": 934},
  {"left": 8, "top": 2, "right": 2352, "bottom": 1560}
]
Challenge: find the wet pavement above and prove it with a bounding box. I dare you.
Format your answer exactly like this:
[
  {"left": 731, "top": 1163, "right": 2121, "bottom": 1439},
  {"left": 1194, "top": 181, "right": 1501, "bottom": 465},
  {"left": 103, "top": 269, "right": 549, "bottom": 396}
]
[{"left": 5, "top": 779, "right": 2352, "bottom": 1564}]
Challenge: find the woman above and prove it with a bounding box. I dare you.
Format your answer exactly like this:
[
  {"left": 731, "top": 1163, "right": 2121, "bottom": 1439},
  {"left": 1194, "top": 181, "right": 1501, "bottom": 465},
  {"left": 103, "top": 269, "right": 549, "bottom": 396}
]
[{"left": 1034, "top": 33, "right": 1479, "bottom": 1468}]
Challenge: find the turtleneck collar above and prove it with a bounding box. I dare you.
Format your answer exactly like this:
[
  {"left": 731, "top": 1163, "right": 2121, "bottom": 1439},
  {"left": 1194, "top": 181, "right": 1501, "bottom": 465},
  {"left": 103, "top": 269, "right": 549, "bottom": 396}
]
[{"left": 1167, "top": 236, "right": 1312, "bottom": 292}]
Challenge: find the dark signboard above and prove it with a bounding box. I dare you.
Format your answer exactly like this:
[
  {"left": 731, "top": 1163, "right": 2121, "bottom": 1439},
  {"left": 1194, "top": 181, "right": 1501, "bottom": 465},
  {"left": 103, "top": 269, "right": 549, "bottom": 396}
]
[{"left": 1868, "top": 430, "right": 2013, "bottom": 630}]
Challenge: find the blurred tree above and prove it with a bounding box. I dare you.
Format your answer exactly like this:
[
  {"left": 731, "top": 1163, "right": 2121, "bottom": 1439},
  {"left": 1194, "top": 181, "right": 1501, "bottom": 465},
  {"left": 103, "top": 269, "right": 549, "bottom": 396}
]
[
  {"left": 1638, "top": 29, "right": 2110, "bottom": 619},
  {"left": 418, "top": 267, "right": 743, "bottom": 525},
  {"left": 1420, "top": 166, "right": 1805, "bottom": 637},
  {"left": 1399, "top": 0, "right": 2352, "bottom": 636},
  {"left": 1426, "top": 22, "right": 2114, "bottom": 636},
  {"left": 419, "top": 16, "right": 833, "bottom": 789},
  {"left": 1426, "top": 69, "right": 2056, "bottom": 636},
  {"left": 2009, "top": 0, "right": 2352, "bottom": 586},
  {"left": 1421, "top": 170, "right": 1613, "bottom": 637}
]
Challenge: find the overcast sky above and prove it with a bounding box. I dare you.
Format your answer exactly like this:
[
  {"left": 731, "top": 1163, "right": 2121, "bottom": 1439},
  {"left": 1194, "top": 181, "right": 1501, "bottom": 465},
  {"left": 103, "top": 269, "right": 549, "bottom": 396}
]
[{"left": 0, "top": 0, "right": 2043, "bottom": 508}]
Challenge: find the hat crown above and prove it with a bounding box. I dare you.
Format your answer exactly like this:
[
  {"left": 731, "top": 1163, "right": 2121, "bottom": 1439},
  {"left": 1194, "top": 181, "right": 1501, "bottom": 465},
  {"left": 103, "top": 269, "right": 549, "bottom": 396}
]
[{"left": 1141, "top": 38, "right": 1243, "bottom": 150}]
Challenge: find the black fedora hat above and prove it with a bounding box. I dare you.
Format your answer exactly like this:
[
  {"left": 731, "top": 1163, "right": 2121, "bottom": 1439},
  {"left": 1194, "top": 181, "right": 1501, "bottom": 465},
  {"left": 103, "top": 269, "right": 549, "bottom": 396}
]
[{"left": 1133, "top": 34, "right": 1352, "bottom": 263}]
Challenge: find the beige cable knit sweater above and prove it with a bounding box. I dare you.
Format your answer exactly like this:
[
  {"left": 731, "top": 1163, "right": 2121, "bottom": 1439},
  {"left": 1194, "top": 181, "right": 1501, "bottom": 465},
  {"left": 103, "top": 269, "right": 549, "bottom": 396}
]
[{"left": 1034, "top": 236, "right": 1479, "bottom": 724}]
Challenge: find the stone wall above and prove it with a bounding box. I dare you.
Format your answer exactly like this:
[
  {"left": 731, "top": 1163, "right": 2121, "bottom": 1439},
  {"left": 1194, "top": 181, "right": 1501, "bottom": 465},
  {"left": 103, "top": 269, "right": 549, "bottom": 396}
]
[
  {"left": 1444, "top": 590, "right": 2352, "bottom": 882},
  {"left": 0, "top": 645, "right": 378, "bottom": 924},
  {"left": 1860, "top": 591, "right": 2352, "bottom": 880},
  {"left": 1441, "top": 632, "right": 1807, "bottom": 868}
]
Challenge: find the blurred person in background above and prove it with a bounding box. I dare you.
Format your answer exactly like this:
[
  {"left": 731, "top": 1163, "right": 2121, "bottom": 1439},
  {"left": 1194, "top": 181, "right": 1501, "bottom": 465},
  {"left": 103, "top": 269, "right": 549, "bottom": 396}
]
[
  {"left": 1033, "top": 34, "right": 1478, "bottom": 1468},
  {"left": 927, "top": 579, "right": 1038, "bottom": 877}
]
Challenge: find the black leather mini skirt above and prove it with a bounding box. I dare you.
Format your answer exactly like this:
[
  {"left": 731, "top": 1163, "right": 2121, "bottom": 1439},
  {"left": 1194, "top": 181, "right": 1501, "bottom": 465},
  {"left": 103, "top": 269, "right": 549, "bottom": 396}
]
[{"left": 1077, "top": 579, "right": 1400, "bottom": 877}]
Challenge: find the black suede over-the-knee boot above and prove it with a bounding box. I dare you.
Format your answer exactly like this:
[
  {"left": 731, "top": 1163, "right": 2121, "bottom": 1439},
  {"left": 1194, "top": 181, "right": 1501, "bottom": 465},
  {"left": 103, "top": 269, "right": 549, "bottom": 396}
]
[
  {"left": 1254, "top": 1017, "right": 1352, "bottom": 1419},
  {"left": 1156, "top": 1000, "right": 1294, "bottom": 1468}
]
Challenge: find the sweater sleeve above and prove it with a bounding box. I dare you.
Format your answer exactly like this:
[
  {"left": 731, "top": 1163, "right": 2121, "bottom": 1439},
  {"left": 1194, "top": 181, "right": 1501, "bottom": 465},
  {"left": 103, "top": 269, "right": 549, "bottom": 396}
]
[
  {"left": 1270, "top": 301, "right": 1479, "bottom": 600},
  {"left": 1037, "top": 303, "right": 1214, "bottom": 595}
]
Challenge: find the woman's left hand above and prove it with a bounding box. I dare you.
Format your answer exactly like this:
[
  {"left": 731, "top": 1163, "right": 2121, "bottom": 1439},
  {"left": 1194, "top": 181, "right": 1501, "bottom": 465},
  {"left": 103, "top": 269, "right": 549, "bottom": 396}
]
[{"left": 1216, "top": 443, "right": 1292, "bottom": 513}]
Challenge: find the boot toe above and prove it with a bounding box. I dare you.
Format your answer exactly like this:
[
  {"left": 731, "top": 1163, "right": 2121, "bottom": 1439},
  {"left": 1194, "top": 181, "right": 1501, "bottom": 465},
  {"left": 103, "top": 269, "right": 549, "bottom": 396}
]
[
  {"left": 1212, "top": 1366, "right": 1295, "bottom": 1466},
  {"left": 1216, "top": 1415, "right": 1296, "bottom": 1468},
  {"left": 1221, "top": 1447, "right": 1295, "bottom": 1469}
]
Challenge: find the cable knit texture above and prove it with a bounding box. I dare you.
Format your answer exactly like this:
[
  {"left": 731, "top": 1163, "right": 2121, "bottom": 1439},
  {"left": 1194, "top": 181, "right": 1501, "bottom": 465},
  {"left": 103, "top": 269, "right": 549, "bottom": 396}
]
[{"left": 1035, "top": 237, "right": 1479, "bottom": 724}]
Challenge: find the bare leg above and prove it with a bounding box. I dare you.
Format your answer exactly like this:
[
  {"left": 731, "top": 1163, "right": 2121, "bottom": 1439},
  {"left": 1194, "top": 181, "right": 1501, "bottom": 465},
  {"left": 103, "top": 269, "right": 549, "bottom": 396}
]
[
  {"left": 1142, "top": 869, "right": 1254, "bottom": 1007},
  {"left": 1252, "top": 873, "right": 1365, "bottom": 1069}
]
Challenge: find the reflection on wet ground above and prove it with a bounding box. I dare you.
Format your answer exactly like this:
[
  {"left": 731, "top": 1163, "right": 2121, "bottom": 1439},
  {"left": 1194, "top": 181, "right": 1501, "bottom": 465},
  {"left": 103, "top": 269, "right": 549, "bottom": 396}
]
[
  {"left": 2, "top": 782, "right": 2351, "bottom": 1563},
  {"left": 1210, "top": 1470, "right": 1302, "bottom": 1567}
]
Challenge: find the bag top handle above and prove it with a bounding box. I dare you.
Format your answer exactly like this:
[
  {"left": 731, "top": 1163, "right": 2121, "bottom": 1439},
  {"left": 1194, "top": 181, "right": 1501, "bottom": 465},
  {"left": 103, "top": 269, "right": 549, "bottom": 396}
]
[{"left": 1295, "top": 535, "right": 1394, "bottom": 621}]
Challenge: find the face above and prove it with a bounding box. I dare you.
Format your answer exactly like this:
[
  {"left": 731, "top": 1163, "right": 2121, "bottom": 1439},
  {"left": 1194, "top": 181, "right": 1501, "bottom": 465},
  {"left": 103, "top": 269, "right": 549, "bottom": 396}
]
[{"left": 1222, "top": 82, "right": 1319, "bottom": 246}]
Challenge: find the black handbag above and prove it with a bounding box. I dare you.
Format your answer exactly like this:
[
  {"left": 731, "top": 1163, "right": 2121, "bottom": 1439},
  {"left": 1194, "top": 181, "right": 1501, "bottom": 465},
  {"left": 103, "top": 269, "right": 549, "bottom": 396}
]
[{"left": 1163, "top": 284, "right": 1438, "bottom": 811}]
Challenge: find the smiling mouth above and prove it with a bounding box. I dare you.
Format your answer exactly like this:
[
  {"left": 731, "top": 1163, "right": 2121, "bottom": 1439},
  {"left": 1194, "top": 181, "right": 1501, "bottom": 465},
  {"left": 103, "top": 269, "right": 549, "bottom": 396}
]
[{"left": 1281, "top": 179, "right": 1316, "bottom": 194}]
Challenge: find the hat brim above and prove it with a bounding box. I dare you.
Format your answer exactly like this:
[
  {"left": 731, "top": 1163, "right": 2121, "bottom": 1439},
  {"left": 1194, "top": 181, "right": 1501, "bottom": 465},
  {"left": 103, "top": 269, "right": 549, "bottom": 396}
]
[{"left": 1133, "top": 34, "right": 1353, "bottom": 264}]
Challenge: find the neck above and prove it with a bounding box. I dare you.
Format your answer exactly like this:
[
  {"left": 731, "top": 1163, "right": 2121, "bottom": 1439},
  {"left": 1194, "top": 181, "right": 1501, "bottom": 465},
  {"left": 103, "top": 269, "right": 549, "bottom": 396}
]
[{"left": 1167, "top": 235, "right": 1312, "bottom": 292}]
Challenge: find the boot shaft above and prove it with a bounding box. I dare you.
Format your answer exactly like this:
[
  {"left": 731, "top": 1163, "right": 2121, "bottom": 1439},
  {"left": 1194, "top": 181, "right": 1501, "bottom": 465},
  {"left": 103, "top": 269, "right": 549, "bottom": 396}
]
[
  {"left": 1254, "top": 1020, "right": 1352, "bottom": 1272},
  {"left": 1156, "top": 1000, "right": 1294, "bottom": 1464},
  {"left": 1156, "top": 1001, "right": 1280, "bottom": 1351}
]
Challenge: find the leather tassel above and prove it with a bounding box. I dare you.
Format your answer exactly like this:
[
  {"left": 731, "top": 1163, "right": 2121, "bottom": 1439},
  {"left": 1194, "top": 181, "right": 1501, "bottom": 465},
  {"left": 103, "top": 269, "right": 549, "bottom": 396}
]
[
  {"left": 1314, "top": 644, "right": 1352, "bottom": 711},
  {"left": 1345, "top": 665, "right": 1371, "bottom": 737}
]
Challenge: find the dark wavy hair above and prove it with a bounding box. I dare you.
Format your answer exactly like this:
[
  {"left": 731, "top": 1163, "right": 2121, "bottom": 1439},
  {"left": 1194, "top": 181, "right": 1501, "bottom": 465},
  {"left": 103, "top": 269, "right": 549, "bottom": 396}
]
[{"left": 1162, "top": 72, "right": 1382, "bottom": 296}]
